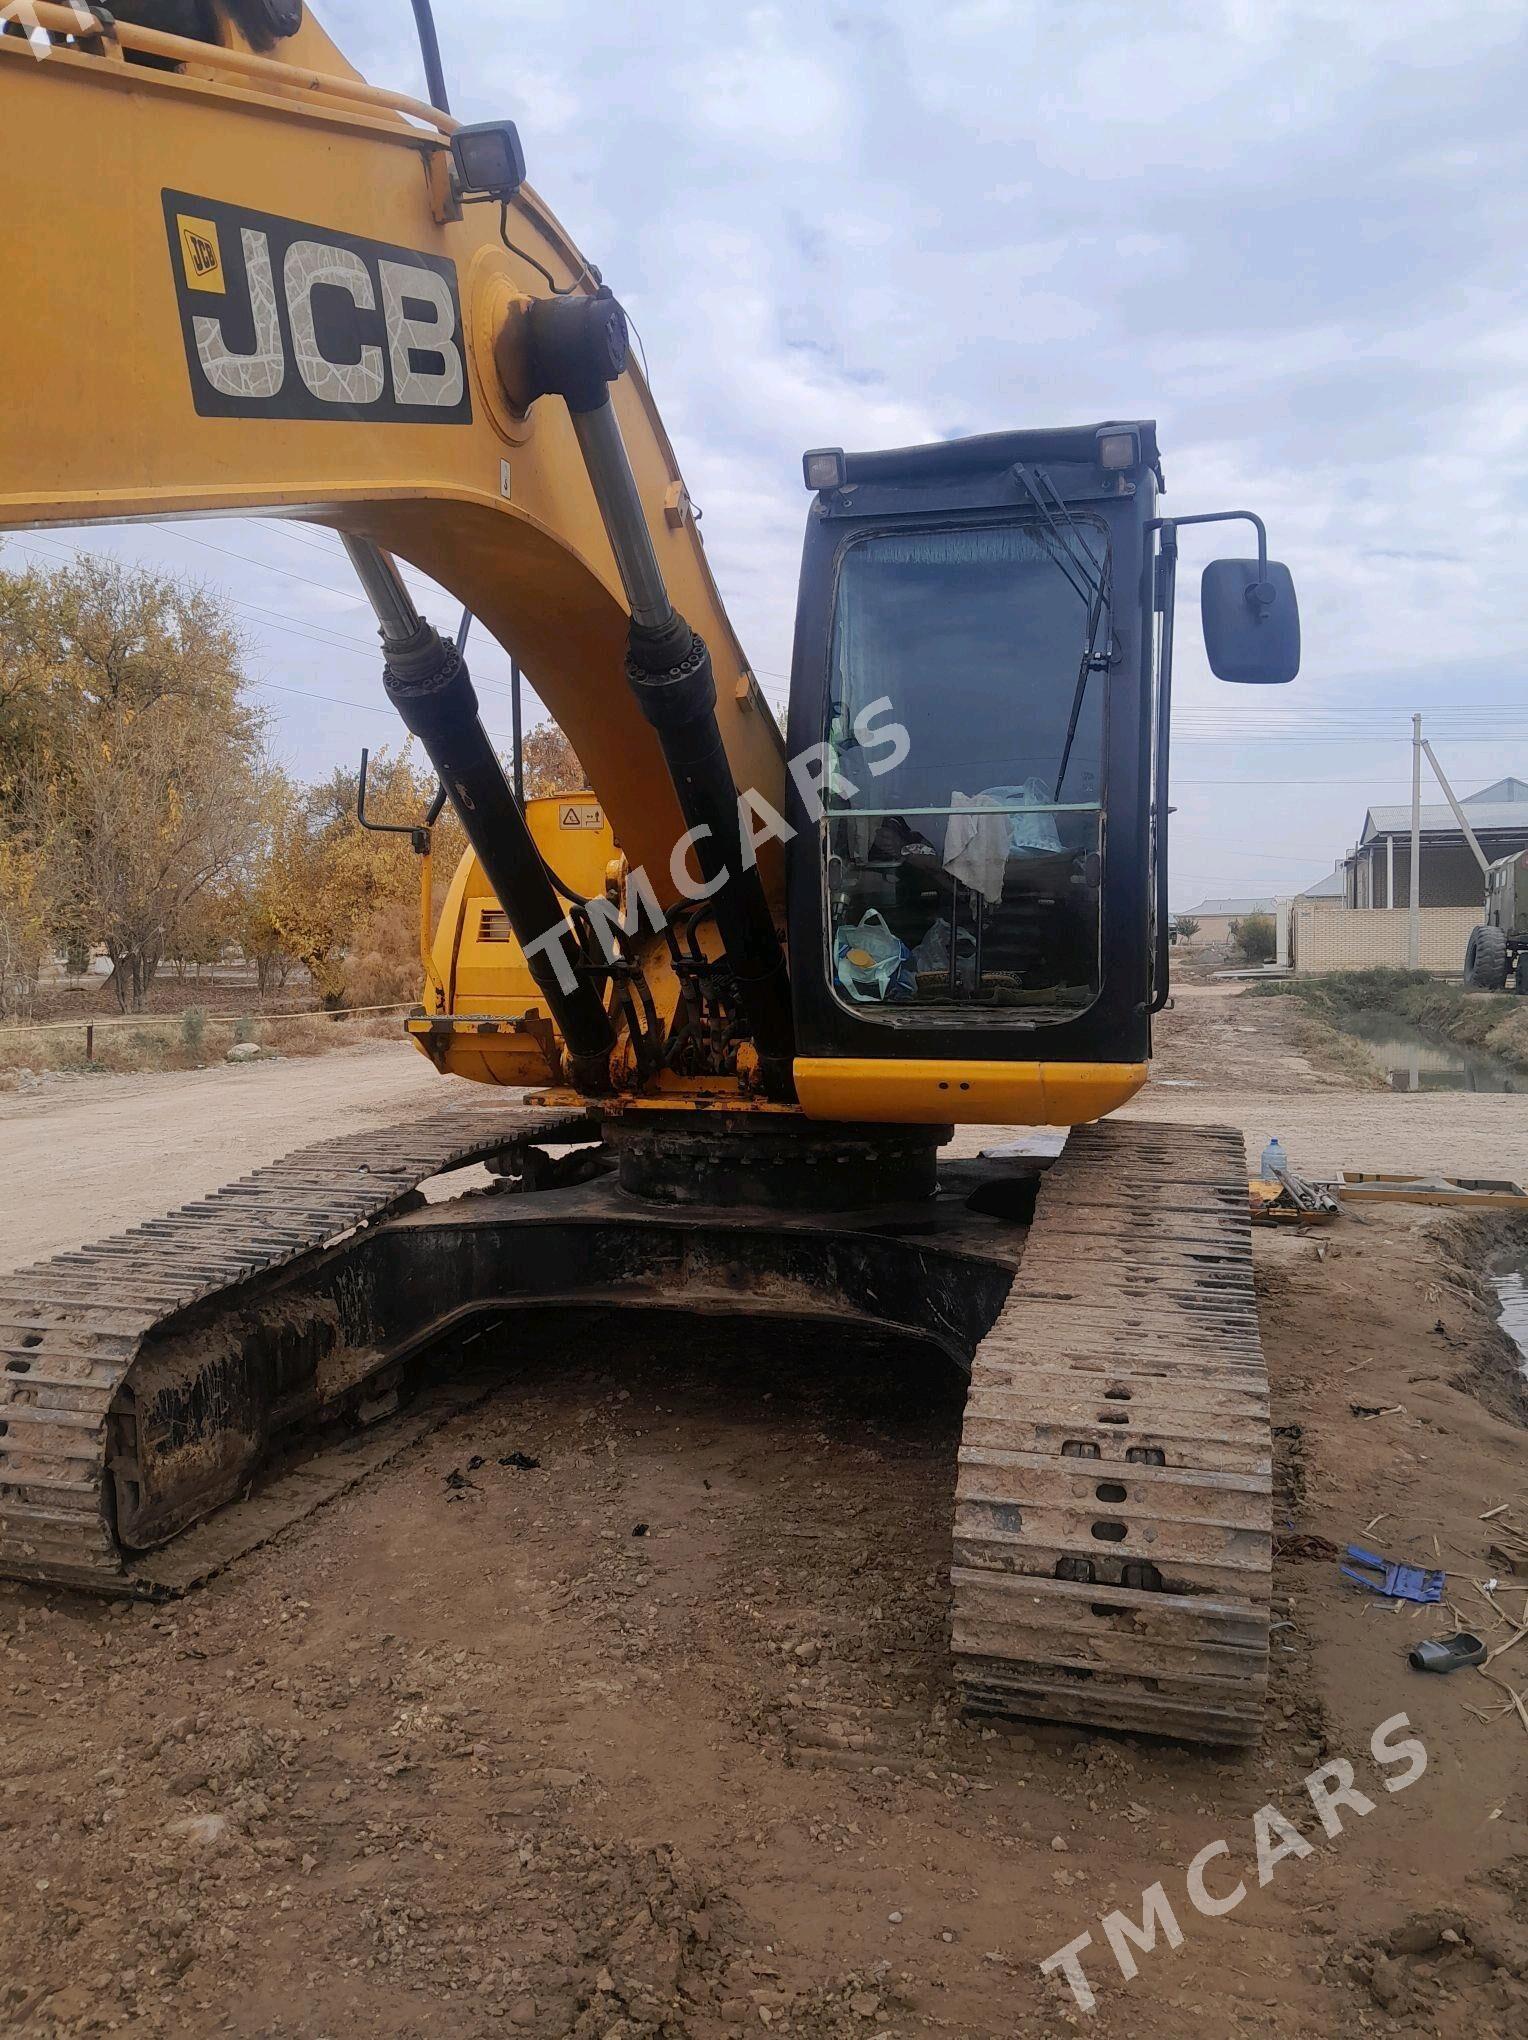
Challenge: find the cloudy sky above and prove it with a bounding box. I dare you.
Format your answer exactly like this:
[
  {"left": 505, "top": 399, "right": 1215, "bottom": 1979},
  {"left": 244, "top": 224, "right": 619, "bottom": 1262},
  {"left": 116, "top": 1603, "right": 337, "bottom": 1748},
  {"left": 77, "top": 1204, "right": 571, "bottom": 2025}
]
[{"left": 10, "top": 0, "right": 1528, "bottom": 907}]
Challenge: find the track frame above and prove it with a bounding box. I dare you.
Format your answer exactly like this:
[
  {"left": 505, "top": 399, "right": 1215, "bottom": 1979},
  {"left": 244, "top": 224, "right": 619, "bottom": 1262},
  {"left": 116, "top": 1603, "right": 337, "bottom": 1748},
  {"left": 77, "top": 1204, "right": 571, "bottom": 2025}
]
[{"left": 1, "top": 1114, "right": 1271, "bottom": 1747}]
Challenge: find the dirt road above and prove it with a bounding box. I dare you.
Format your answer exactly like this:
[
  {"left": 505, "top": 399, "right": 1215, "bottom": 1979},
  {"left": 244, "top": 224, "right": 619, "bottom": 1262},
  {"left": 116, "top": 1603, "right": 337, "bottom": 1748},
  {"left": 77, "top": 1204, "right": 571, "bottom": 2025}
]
[
  {"left": 0, "top": 1046, "right": 444, "bottom": 1274},
  {"left": 1115, "top": 983, "right": 1528, "bottom": 1180},
  {"left": 4, "top": 987, "right": 1521, "bottom": 1282},
  {"left": 2, "top": 995, "right": 1526, "bottom": 2037}
]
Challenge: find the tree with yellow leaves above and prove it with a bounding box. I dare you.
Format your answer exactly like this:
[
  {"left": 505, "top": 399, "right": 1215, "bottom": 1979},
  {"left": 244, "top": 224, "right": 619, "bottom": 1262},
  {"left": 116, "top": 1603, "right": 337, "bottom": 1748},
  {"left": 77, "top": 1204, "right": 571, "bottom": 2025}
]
[
  {"left": 0, "top": 550, "right": 587, "bottom": 1020},
  {"left": 520, "top": 719, "right": 587, "bottom": 797},
  {"left": 0, "top": 834, "right": 57, "bottom": 1022},
  {"left": 1, "top": 553, "right": 268, "bottom": 1010},
  {"left": 237, "top": 747, "right": 464, "bottom": 1010}
]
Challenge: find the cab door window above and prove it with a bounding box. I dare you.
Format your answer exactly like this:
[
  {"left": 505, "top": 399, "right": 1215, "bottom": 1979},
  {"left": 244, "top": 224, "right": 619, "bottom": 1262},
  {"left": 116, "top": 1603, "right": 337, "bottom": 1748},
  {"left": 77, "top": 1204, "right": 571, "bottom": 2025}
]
[{"left": 825, "top": 519, "right": 1108, "bottom": 1023}]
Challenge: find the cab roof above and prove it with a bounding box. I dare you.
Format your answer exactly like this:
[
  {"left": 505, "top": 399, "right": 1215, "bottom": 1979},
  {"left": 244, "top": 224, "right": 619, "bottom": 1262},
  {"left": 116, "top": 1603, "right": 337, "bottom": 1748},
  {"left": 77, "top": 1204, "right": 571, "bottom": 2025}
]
[{"left": 840, "top": 421, "right": 1160, "bottom": 486}]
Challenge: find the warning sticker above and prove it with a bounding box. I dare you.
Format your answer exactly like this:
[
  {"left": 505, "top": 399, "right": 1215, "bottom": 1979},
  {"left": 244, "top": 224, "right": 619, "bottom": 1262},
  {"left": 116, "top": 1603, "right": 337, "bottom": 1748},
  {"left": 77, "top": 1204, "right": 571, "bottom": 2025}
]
[{"left": 559, "top": 804, "right": 603, "bottom": 830}]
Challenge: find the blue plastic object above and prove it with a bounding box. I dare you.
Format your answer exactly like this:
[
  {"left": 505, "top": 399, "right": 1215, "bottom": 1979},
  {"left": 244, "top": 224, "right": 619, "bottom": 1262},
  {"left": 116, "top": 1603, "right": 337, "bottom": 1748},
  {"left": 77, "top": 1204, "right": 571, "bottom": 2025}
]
[
  {"left": 834, "top": 911, "right": 915, "bottom": 1004},
  {"left": 1340, "top": 1545, "right": 1445, "bottom": 1604}
]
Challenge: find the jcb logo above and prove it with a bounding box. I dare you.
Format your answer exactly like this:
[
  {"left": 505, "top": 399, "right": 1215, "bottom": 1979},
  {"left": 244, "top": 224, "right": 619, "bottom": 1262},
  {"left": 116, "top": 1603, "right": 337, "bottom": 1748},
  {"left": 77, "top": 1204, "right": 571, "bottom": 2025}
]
[
  {"left": 177, "top": 217, "right": 224, "bottom": 294},
  {"left": 186, "top": 232, "right": 220, "bottom": 280},
  {"left": 162, "top": 190, "right": 472, "bottom": 426}
]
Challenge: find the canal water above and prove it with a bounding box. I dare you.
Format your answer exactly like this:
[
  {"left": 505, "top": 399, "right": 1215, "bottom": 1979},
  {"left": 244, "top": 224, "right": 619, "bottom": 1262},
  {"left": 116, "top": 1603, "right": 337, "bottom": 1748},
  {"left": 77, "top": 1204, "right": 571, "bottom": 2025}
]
[
  {"left": 1340, "top": 1009, "right": 1521, "bottom": 1093},
  {"left": 1492, "top": 1259, "right": 1528, "bottom": 1375}
]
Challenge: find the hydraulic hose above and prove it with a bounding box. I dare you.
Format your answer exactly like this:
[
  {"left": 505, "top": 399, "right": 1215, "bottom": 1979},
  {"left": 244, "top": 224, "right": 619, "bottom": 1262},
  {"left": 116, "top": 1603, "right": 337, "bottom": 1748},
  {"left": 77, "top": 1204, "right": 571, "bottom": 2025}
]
[
  {"left": 517, "top": 293, "right": 796, "bottom": 1098},
  {"left": 343, "top": 538, "right": 614, "bottom": 1088}
]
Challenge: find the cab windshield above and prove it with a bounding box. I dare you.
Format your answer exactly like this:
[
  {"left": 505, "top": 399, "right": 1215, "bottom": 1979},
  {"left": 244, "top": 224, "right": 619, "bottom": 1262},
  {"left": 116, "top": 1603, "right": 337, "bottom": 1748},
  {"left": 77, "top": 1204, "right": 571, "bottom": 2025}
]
[{"left": 825, "top": 518, "right": 1107, "bottom": 1022}]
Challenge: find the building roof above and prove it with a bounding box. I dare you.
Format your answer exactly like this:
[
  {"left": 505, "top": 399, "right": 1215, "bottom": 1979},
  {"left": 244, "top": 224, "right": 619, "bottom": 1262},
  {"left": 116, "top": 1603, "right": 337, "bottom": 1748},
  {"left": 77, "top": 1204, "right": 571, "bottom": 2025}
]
[
  {"left": 1179, "top": 897, "right": 1275, "bottom": 918},
  {"left": 1361, "top": 802, "right": 1528, "bottom": 840},
  {"left": 1360, "top": 776, "right": 1528, "bottom": 844},
  {"left": 1299, "top": 867, "right": 1346, "bottom": 898}
]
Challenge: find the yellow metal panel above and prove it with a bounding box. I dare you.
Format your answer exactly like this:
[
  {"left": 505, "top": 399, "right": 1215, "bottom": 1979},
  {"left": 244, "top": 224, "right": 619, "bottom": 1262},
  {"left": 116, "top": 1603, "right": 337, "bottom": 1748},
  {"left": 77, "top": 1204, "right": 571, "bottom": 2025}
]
[
  {"left": 405, "top": 1018, "right": 555, "bottom": 1087},
  {"left": 436, "top": 795, "right": 618, "bottom": 1017},
  {"left": 793, "top": 1058, "right": 1148, "bottom": 1127}
]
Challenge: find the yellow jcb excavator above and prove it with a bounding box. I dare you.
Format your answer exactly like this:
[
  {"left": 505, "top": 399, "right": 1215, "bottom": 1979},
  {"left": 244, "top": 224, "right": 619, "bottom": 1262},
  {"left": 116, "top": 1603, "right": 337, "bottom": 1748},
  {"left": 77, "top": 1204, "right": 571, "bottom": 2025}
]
[{"left": 0, "top": 2, "right": 1301, "bottom": 1743}]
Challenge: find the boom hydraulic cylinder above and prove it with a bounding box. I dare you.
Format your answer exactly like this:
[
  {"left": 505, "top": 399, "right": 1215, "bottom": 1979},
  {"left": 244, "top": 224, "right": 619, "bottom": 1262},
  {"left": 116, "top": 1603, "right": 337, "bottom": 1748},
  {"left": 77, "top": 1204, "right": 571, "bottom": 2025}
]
[
  {"left": 515, "top": 293, "right": 797, "bottom": 1099},
  {"left": 343, "top": 536, "right": 615, "bottom": 1089}
]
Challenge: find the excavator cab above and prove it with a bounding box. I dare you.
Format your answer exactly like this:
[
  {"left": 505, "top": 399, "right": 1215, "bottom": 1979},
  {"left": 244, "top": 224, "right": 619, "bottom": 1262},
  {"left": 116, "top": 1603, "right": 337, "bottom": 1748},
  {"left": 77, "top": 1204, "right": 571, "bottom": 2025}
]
[
  {"left": 785, "top": 425, "right": 1299, "bottom": 1123},
  {"left": 788, "top": 427, "right": 1145, "bottom": 1099}
]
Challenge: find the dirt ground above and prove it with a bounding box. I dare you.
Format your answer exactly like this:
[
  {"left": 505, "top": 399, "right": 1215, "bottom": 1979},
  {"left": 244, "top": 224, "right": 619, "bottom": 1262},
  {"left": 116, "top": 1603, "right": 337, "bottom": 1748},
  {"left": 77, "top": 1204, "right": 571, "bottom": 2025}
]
[
  {"left": 2, "top": 992, "right": 1527, "bottom": 2038},
  {"left": 0, "top": 1046, "right": 444, "bottom": 1273}
]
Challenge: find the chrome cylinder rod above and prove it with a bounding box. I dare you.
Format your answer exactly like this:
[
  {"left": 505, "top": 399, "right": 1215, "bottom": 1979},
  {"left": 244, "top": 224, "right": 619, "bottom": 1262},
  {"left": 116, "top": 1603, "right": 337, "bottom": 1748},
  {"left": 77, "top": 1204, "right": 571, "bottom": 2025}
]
[
  {"left": 569, "top": 402, "right": 673, "bottom": 632},
  {"left": 340, "top": 535, "right": 423, "bottom": 643}
]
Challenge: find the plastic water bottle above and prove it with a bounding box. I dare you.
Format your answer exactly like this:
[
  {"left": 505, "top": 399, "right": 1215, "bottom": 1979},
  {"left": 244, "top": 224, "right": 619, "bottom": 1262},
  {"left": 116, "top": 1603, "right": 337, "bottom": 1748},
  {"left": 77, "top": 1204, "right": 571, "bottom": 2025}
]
[{"left": 1260, "top": 1137, "right": 1287, "bottom": 1183}]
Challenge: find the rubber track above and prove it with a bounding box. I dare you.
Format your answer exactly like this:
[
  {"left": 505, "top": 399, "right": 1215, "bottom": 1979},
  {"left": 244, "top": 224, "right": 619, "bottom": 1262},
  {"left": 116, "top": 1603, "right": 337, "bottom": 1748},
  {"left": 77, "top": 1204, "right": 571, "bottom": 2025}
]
[
  {"left": 0, "top": 1105, "right": 593, "bottom": 1594},
  {"left": 951, "top": 1120, "right": 1271, "bottom": 1745}
]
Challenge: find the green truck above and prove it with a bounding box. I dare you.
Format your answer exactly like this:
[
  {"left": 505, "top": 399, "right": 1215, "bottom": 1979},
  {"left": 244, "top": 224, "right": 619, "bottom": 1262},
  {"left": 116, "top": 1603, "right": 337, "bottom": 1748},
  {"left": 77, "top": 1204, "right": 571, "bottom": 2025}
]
[{"left": 1464, "top": 849, "right": 1528, "bottom": 991}]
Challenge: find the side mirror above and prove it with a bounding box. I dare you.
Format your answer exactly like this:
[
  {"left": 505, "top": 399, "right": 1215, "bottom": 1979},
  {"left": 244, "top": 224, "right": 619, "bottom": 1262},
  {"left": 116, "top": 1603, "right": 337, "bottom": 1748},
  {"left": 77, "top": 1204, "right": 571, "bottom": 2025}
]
[{"left": 1201, "top": 558, "right": 1300, "bottom": 684}]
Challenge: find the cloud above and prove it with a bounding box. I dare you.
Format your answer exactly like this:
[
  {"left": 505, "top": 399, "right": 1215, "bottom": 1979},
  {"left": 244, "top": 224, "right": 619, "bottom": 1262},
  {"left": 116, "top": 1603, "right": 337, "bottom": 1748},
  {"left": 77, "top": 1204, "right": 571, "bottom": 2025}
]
[{"left": 680, "top": 8, "right": 851, "bottom": 159}]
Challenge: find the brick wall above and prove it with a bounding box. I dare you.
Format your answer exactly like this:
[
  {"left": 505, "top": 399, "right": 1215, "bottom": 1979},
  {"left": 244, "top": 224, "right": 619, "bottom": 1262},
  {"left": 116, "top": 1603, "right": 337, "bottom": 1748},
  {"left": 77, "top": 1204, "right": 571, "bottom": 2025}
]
[{"left": 1289, "top": 902, "right": 1477, "bottom": 974}]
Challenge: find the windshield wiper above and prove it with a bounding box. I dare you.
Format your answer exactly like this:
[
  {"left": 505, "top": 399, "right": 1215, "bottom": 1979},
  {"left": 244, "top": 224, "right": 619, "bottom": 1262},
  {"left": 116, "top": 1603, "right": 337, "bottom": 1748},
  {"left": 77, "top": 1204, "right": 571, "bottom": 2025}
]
[
  {"left": 1012, "top": 465, "right": 1112, "bottom": 798},
  {"left": 1012, "top": 463, "right": 1106, "bottom": 608},
  {"left": 1054, "top": 568, "right": 1112, "bottom": 799}
]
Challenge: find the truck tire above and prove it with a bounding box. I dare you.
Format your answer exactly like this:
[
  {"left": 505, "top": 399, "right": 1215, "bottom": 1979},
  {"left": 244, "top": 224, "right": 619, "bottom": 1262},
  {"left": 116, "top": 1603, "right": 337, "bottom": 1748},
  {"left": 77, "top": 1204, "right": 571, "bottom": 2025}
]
[{"left": 1464, "top": 924, "right": 1509, "bottom": 991}]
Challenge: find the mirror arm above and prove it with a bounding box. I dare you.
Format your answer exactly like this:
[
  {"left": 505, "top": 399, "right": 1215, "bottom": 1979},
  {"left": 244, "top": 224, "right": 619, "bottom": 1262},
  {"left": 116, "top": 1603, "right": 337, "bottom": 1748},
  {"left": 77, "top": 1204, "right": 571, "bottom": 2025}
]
[
  {"left": 1147, "top": 509, "right": 1273, "bottom": 614},
  {"left": 1147, "top": 509, "right": 1267, "bottom": 571}
]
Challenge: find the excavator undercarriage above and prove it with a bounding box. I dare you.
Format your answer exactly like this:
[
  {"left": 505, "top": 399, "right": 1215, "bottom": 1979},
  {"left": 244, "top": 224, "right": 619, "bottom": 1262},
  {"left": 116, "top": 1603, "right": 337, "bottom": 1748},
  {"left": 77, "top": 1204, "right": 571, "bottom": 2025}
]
[{"left": 0, "top": 1109, "right": 1270, "bottom": 1743}]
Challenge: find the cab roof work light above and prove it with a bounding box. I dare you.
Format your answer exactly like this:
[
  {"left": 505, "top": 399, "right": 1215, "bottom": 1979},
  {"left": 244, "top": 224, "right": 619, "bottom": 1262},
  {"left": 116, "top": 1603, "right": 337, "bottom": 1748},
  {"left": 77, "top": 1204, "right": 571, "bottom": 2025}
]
[
  {"left": 1096, "top": 425, "right": 1141, "bottom": 471},
  {"left": 803, "top": 447, "right": 846, "bottom": 492}
]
